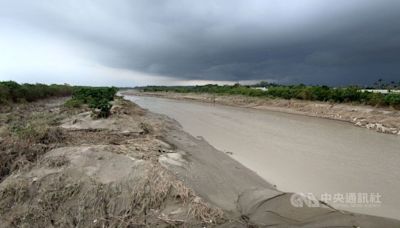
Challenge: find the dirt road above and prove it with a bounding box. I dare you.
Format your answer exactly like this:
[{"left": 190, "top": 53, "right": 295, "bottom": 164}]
[{"left": 126, "top": 95, "right": 400, "bottom": 220}]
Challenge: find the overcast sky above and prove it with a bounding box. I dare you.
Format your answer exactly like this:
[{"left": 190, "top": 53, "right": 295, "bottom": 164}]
[{"left": 1, "top": 0, "right": 400, "bottom": 86}]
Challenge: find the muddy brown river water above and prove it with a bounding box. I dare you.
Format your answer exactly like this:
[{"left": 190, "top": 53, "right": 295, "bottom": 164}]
[{"left": 126, "top": 95, "right": 400, "bottom": 220}]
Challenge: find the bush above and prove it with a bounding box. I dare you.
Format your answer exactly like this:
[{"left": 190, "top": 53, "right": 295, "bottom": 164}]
[
  {"left": 365, "top": 92, "right": 385, "bottom": 106},
  {"left": 384, "top": 93, "right": 400, "bottom": 108},
  {"left": 90, "top": 99, "right": 113, "bottom": 118},
  {"left": 0, "top": 84, "right": 10, "bottom": 104},
  {"left": 69, "top": 87, "right": 118, "bottom": 118}
]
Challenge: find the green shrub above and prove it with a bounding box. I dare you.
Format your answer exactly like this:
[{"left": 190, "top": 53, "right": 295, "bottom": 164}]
[
  {"left": 366, "top": 92, "right": 385, "bottom": 106},
  {"left": 384, "top": 93, "right": 400, "bottom": 108},
  {"left": 0, "top": 84, "right": 10, "bottom": 104},
  {"left": 64, "top": 98, "right": 83, "bottom": 108},
  {"left": 70, "top": 87, "right": 117, "bottom": 118},
  {"left": 90, "top": 99, "right": 113, "bottom": 118}
]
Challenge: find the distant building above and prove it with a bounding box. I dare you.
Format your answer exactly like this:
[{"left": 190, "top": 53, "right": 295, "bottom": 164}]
[
  {"left": 253, "top": 87, "right": 268, "bottom": 91},
  {"left": 361, "top": 89, "right": 400, "bottom": 94}
]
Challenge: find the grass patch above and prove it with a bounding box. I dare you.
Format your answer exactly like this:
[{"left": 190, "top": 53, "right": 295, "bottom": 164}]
[
  {"left": 0, "top": 108, "right": 67, "bottom": 181},
  {"left": 64, "top": 98, "right": 83, "bottom": 108}
]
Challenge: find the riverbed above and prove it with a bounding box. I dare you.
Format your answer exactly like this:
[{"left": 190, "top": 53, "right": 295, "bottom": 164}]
[{"left": 126, "top": 95, "right": 400, "bottom": 219}]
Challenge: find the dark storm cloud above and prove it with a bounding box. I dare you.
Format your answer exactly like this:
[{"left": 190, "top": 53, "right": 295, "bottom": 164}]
[{"left": 1, "top": 0, "right": 400, "bottom": 85}]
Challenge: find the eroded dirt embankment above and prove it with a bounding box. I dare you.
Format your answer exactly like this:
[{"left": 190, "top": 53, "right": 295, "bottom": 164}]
[
  {"left": 124, "top": 91, "right": 400, "bottom": 135},
  {"left": 0, "top": 98, "right": 225, "bottom": 227},
  {"left": 0, "top": 97, "right": 399, "bottom": 227}
]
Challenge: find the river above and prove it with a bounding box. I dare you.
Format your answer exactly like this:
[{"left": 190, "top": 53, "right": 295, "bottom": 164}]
[{"left": 126, "top": 95, "right": 400, "bottom": 219}]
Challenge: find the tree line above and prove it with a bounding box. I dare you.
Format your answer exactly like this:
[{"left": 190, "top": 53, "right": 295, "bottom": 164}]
[
  {"left": 0, "top": 81, "right": 73, "bottom": 104},
  {"left": 141, "top": 84, "right": 400, "bottom": 109}
]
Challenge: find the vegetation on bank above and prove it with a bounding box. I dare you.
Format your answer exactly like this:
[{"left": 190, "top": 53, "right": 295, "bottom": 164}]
[
  {"left": 141, "top": 84, "right": 400, "bottom": 109},
  {"left": 0, "top": 81, "right": 73, "bottom": 104},
  {"left": 65, "top": 87, "right": 118, "bottom": 118},
  {"left": 0, "top": 81, "right": 118, "bottom": 118}
]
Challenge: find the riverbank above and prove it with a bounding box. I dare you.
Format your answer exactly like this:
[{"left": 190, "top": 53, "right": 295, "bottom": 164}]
[
  {"left": 0, "top": 97, "right": 399, "bottom": 227},
  {"left": 123, "top": 91, "right": 400, "bottom": 135},
  {"left": 0, "top": 97, "right": 231, "bottom": 227}
]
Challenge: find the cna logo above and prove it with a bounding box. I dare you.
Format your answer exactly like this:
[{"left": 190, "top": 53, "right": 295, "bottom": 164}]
[
  {"left": 290, "top": 193, "right": 320, "bottom": 208},
  {"left": 290, "top": 192, "right": 382, "bottom": 208}
]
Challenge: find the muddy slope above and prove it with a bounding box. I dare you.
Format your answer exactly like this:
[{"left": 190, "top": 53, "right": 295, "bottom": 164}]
[{"left": 157, "top": 113, "right": 400, "bottom": 227}]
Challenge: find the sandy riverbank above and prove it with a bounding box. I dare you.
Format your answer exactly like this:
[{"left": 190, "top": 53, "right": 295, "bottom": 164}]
[
  {"left": 0, "top": 97, "right": 399, "bottom": 227},
  {"left": 123, "top": 91, "right": 400, "bottom": 135}
]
